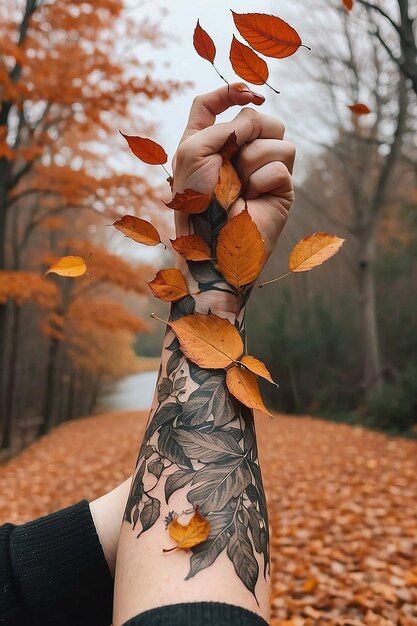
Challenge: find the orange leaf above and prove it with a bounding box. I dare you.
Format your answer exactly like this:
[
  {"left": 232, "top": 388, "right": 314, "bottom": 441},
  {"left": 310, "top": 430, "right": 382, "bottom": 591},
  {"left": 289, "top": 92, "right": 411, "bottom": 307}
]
[
  {"left": 230, "top": 36, "right": 269, "bottom": 85},
  {"left": 120, "top": 132, "right": 167, "bottom": 165},
  {"left": 163, "top": 509, "right": 210, "bottom": 552},
  {"left": 241, "top": 355, "right": 276, "bottom": 385},
  {"left": 170, "top": 312, "right": 243, "bottom": 369},
  {"left": 226, "top": 366, "right": 272, "bottom": 417},
  {"left": 216, "top": 210, "right": 265, "bottom": 289},
  {"left": 219, "top": 131, "right": 240, "bottom": 161},
  {"left": 232, "top": 11, "right": 303, "bottom": 59},
  {"left": 193, "top": 20, "right": 216, "bottom": 63},
  {"left": 289, "top": 233, "right": 345, "bottom": 273},
  {"left": 46, "top": 256, "right": 86, "bottom": 278},
  {"left": 348, "top": 103, "right": 371, "bottom": 116},
  {"left": 148, "top": 268, "right": 189, "bottom": 302},
  {"left": 214, "top": 160, "right": 242, "bottom": 210},
  {"left": 170, "top": 235, "right": 211, "bottom": 261},
  {"left": 113, "top": 215, "right": 161, "bottom": 246},
  {"left": 342, "top": 0, "right": 353, "bottom": 10},
  {"left": 165, "top": 189, "right": 212, "bottom": 215}
]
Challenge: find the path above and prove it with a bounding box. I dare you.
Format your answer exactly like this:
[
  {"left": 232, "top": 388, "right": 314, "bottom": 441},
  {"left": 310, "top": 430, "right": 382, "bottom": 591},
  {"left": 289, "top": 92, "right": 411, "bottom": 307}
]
[{"left": 0, "top": 411, "right": 416, "bottom": 625}]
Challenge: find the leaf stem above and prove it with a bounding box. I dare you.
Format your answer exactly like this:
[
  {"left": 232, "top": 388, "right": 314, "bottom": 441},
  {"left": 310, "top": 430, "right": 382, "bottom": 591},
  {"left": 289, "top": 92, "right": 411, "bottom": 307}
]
[
  {"left": 161, "top": 163, "right": 172, "bottom": 178},
  {"left": 212, "top": 63, "right": 229, "bottom": 86},
  {"left": 258, "top": 271, "right": 291, "bottom": 288},
  {"left": 265, "top": 82, "right": 280, "bottom": 95},
  {"left": 150, "top": 313, "right": 169, "bottom": 326}
]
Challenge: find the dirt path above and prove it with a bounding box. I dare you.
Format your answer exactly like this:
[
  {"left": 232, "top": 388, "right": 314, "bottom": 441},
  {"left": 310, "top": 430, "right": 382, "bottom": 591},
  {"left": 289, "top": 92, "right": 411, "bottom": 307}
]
[{"left": 0, "top": 411, "right": 416, "bottom": 625}]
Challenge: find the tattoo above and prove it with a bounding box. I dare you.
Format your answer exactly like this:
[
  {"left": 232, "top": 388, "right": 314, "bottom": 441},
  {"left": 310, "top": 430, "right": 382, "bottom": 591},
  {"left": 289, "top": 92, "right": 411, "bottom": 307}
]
[{"left": 123, "top": 198, "right": 270, "bottom": 598}]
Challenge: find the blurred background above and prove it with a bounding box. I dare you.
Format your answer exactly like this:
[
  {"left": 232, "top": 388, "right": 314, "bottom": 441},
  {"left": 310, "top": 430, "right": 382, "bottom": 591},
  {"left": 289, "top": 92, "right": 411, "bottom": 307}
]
[{"left": 0, "top": 0, "right": 416, "bottom": 458}]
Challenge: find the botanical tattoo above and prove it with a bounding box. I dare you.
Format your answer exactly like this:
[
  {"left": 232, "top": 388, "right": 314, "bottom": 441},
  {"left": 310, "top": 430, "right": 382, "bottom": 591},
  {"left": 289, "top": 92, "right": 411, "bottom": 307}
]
[{"left": 123, "top": 198, "right": 270, "bottom": 598}]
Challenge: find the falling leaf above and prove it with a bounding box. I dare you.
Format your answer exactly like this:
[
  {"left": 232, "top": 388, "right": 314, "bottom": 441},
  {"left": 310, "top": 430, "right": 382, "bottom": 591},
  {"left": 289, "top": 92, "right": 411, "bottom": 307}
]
[
  {"left": 241, "top": 355, "right": 276, "bottom": 385},
  {"left": 170, "top": 312, "right": 243, "bottom": 369},
  {"left": 46, "top": 256, "right": 86, "bottom": 278},
  {"left": 214, "top": 160, "right": 242, "bottom": 210},
  {"left": 230, "top": 35, "right": 269, "bottom": 85},
  {"left": 170, "top": 235, "right": 211, "bottom": 261},
  {"left": 163, "top": 508, "right": 211, "bottom": 552},
  {"left": 165, "top": 189, "right": 212, "bottom": 214},
  {"left": 216, "top": 210, "right": 265, "bottom": 289},
  {"left": 342, "top": 0, "right": 353, "bottom": 10},
  {"left": 226, "top": 366, "right": 272, "bottom": 417},
  {"left": 289, "top": 233, "right": 345, "bottom": 273},
  {"left": 113, "top": 215, "right": 161, "bottom": 247},
  {"left": 120, "top": 132, "right": 167, "bottom": 165},
  {"left": 348, "top": 103, "right": 371, "bottom": 116},
  {"left": 231, "top": 11, "right": 304, "bottom": 59},
  {"left": 193, "top": 20, "right": 216, "bottom": 63},
  {"left": 219, "top": 131, "right": 240, "bottom": 161},
  {"left": 148, "top": 268, "right": 189, "bottom": 302}
]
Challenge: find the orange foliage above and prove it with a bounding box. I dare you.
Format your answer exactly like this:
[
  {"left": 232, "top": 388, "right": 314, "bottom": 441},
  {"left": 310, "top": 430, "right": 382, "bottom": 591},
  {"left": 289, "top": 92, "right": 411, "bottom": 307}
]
[
  {"left": 0, "top": 271, "right": 58, "bottom": 309},
  {"left": 67, "top": 298, "right": 150, "bottom": 335}
]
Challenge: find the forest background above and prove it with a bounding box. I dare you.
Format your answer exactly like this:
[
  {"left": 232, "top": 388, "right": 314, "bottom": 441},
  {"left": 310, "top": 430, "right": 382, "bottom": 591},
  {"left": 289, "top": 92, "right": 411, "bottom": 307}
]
[{"left": 0, "top": 0, "right": 416, "bottom": 457}]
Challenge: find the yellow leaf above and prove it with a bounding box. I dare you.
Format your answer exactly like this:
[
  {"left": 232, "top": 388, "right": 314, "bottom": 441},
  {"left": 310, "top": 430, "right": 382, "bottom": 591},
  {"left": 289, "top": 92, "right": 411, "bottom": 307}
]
[
  {"left": 113, "top": 215, "right": 161, "bottom": 246},
  {"left": 226, "top": 366, "right": 272, "bottom": 417},
  {"left": 216, "top": 210, "right": 265, "bottom": 289},
  {"left": 170, "top": 235, "right": 211, "bottom": 261},
  {"left": 241, "top": 355, "right": 276, "bottom": 385},
  {"left": 46, "top": 256, "right": 86, "bottom": 278},
  {"left": 214, "top": 161, "right": 242, "bottom": 210},
  {"left": 170, "top": 312, "right": 243, "bottom": 369},
  {"left": 148, "top": 268, "right": 189, "bottom": 302},
  {"left": 163, "top": 509, "right": 210, "bottom": 552},
  {"left": 289, "top": 233, "right": 345, "bottom": 273}
]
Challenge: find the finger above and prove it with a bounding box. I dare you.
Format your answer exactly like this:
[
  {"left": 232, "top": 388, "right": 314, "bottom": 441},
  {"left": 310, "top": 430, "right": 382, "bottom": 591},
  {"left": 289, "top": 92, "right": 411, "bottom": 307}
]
[
  {"left": 180, "top": 83, "right": 265, "bottom": 144},
  {"left": 244, "top": 161, "right": 293, "bottom": 201},
  {"left": 236, "top": 139, "right": 296, "bottom": 188},
  {"left": 180, "top": 108, "right": 285, "bottom": 166}
]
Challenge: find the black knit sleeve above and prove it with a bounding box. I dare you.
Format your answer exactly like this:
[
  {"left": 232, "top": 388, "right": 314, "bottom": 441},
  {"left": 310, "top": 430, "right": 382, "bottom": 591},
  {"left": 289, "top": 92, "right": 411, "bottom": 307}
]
[
  {"left": 0, "top": 522, "right": 22, "bottom": 626},
  {"left": 1, "top": 500, "right": 114, "bottom": 626}
]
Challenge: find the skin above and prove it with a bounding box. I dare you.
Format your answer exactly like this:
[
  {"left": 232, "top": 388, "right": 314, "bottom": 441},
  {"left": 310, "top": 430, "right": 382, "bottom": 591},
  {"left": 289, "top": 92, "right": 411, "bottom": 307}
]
[{"left": 112, "top": 83, "right": 296, "bottom": 626}]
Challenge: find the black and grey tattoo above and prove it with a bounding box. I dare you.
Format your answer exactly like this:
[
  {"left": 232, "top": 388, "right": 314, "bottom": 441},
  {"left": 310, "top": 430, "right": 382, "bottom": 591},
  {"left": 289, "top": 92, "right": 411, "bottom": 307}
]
[{"left": 123, "top": 197, "right": 270, "bottom": 598}]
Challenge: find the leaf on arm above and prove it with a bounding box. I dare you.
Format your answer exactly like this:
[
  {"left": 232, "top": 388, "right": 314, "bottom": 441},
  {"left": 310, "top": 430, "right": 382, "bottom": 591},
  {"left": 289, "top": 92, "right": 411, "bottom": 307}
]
[
  {"left": 226, "top": 366, "right": 272, "bottom": 417},
  {"left": 148, "top": 268, "right": 189, "bottom": 302},
  {"left": 170, "top": 235, "right": 211, "bottom": 261},
  {"left": 113, "top": 215, "right": 161, "bottom": 246},
  {"left": 216, "top": 209, "right": 265, "bottom": 289},
  {"left": 46, "top": 255, "right": 86, "bottom": 278},
  {"left": 240, "top": 355, "right": 277, "bottom": 385},
  {"left": 214, "top": 160, "right": 242, "bottom": 210},
  {"left": 165, "top": 189, "right": 212, "bottom": 214},
  {"left": 289, "top": 233, "right": 345, "bottom": 272},
  {"left": 231, "top": 11, "right": 305, "bottom": 59},
  {"left": 170, "top": 312, "right": 244, "bottom": 369},
  {"left": 193, "top": 20, "right": 216, "bottom": 63},
  {"left": 163, "top": 508, "right": 211, "bottom": 552},
  {"left": 120, "top": 132, "right": 167, "bottom": 165},
  {"left": 230, "top": 36, "right": 269, "bottom": 85}
]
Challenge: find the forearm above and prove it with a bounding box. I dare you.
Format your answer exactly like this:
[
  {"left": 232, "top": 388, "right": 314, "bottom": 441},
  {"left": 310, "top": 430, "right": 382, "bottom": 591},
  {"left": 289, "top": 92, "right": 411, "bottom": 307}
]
[{"left": 113, "top": 201, "right": 270, "bottom": 625}]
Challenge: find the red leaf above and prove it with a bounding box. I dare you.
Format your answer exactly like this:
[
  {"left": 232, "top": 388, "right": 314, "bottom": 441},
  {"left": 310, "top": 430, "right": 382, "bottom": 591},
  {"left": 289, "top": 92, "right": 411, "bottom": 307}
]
[
  {"left": 165, "top": 189, "right": 212, "bottom": 214},
  {"left": 230, "top": 36, "right": 269, "bottom": 85},
  {"left": 193, "top": 20, "right": 216, "bottom": 63},
  {"left": 232, "top": 11, "right": 303, "bottom": 59},
  {"left": 348, "top": 103, "right": 371, "bottom": 116},
  {"left": 120, "top": 132, "right": 167, "bottom": 165},
  {"left": 342, "top": 0, "right": 353, "bottom": 10}
]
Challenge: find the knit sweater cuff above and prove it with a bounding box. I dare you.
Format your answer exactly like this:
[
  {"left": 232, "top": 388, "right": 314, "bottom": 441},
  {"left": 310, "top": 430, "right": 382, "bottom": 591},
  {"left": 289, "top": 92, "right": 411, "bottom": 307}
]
[
  {"left": 9, "top": 499, "right": 114, "bottom": 626},
  {"left": 121, "top": 602, "right": 269, "bottom": 626}
]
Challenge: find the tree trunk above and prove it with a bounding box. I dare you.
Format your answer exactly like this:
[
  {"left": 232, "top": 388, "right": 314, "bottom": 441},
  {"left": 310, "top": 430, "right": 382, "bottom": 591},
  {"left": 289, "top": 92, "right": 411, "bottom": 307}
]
[
  {"left": 39, "top": 336, "right": 60, "bottom": 435},
  {"left": 358, "top": 232, "right": 382, "bottom": 400},
  {"left": 1, "top": 303, "right": 21, "bottom": 449}
]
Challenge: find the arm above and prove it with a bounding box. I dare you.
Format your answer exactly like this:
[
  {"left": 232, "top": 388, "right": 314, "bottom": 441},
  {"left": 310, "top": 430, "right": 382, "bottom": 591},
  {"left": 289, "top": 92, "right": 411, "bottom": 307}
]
[{"left": 113, "top": 84, "right": 295, "bottom": 626}]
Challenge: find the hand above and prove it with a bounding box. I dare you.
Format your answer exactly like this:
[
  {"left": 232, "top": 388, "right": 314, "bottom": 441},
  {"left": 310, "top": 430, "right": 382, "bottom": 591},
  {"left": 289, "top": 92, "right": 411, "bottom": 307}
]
[{"left": 171, "top": 83, "right": 296, "bottom": 316}]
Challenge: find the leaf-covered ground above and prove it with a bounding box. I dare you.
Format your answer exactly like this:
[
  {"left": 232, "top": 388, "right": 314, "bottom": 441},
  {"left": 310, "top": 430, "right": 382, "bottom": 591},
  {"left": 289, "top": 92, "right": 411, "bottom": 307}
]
[{"left": 0, "top": 411, "right": 416, "bottom": 626}]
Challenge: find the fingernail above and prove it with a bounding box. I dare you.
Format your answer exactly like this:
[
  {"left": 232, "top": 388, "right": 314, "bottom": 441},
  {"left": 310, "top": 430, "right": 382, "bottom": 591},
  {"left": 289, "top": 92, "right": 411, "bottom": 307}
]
[{"left": 251, "top": 93, "right": 265, "bottom": 105}]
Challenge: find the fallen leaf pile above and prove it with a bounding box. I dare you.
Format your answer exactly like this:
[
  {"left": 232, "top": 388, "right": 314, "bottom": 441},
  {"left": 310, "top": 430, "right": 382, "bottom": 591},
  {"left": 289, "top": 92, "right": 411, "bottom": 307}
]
[{"left": 0, "top": 411, "right": 416, "bottom": 624}]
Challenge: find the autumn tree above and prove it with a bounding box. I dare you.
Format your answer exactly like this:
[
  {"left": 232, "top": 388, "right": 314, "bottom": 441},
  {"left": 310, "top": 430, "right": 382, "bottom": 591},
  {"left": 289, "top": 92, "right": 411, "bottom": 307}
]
[{"left": 0, "top": 0, "right": 186, "bottom": 450}]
